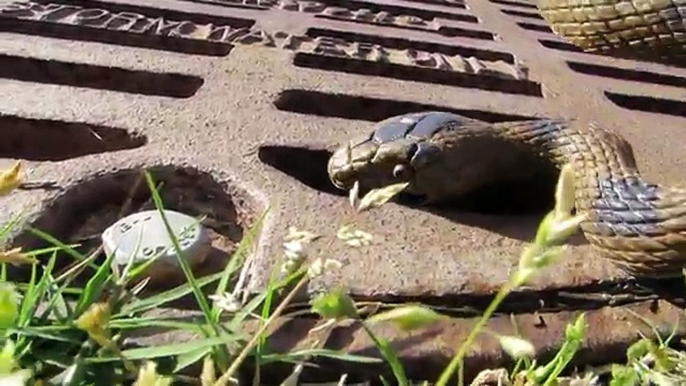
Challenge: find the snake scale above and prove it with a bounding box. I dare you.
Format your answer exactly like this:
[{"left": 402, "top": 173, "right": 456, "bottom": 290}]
[
  {"left": 327, "top": 112, "right": 686, "bottom": 279},
  {"left": 535, "top": 0, "right": 686, "bottom": 63}
]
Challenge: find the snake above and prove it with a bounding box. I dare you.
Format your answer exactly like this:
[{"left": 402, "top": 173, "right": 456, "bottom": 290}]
[
  {"left": 534, "top": 0, "right": 686, "bottom": 64},
  {"left": 326, "top": 111, "right": 686, "bottom": 279}
]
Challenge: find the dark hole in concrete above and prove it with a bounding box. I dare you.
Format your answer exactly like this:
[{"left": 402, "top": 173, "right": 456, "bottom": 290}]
[
  {"left": 292, "top": 53, "right": 542, "bottom": 97},
  {"left": 0, "top": 18, "right": 234, "bottom": 57},
  {"left": 567, "top": 61, "right": 686, "bottom": 88},
  {"left": 489, "top": 0, "right": 539, "bottom": 9},
  {"left": 9, "top": 165, "right": 256, "bottom": 306},
  {"left": 516, "top": 21, "right": 553, "bottom": 33},
  {"left": 500, "top": 8, "right": 544, "bottom": 20},
  {"left": 0, "top": 114, "right": 147, "bottom": 161},
  {"left": 305, "top": 27, "right": 515, "bottom": 63},
  {"left": 0, "top": 53, "right": 204, "bottom": 98},
  {"left": 605, "top": 92, "right": 686, "bottom": 118},
  {"left": 313, "top": 0, "right": 478, "bottom": 23},
  {"left": 274, "top": 89, "right": 540, "bottom": 123}
]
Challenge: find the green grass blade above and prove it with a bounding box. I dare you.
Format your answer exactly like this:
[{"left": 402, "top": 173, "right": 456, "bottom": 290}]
[
  {"left": 11, "top": 327, "right": 82, "bottom": 343},
  {"left": 144, "top": 170, "right": 231, "bottom": 368},
  {"left": 17, "top": 257, "right": 40, "bottom": 326},
  {"left": 211, "top": 207, "right": 269, "bottom": 321},
  {"left": 173, "top": 347, "right": 212, "bottom": 373},
  {"left": 117, "top": 271, "right": 223, "bottom": 317},
  {"left": 74, "top": 252, "right": 115, "bottom": 317},
  {"left": 259, "top": 349, "right": 383, "bottom": 365},
  {"left": 87, "top": 334, "right": 241, "bottom": 362},
  {"left": 143, "top": 172, "right": 213, "bottom": 319},
  {"left": 108, "top": 317, "right": 210, "bottom": 333},
  {"left": 27, "top": 227, "right": 88, "bottom": 262}
]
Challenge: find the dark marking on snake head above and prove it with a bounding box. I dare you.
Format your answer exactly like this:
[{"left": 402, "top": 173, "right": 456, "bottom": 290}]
[
  {"left": 409, "top": 112, "right": 468, "bottom": 138},
  {"left": 374, "top": 121, "right": 412, "bottom": 143}
]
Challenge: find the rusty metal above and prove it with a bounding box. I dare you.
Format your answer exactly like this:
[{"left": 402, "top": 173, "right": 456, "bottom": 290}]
[{"left": 1, "top": 0, "right": 686, "bottom": 382}]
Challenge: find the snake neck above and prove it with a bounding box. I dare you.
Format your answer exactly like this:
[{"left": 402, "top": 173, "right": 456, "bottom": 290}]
[{"left": 493, "top": 119, "right": 646, "bottom": 211}]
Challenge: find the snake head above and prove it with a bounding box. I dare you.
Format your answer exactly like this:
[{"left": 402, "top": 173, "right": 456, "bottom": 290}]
[{"left": 327, "top": 113, "right": 451, "bottom": 195}]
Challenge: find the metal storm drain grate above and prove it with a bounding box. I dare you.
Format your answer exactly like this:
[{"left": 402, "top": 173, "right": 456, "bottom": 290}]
[{"left": 1, "top": 0, "right": 686, "bottom": 382}]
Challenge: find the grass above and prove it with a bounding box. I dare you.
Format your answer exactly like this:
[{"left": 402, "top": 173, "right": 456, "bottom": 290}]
[{"left": 0, "top": 161, "right": 684, "bottom": 386}]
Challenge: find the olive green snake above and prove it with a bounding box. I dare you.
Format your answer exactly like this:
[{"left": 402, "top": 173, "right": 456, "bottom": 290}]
[
  {"left": 327, "top": 112, "right": 686, "bottom": 279},
  {"left": 534, "top": 0, "right": 686, "bottom": 64}
]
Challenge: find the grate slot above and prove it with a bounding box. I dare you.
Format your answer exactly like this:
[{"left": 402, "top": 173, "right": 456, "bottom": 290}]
[
  {"left": 313, "top": 0, "right": 478, "bottom": 22},
  {"left": 0, "top": 17, "right": 233, "bottom": 56},
  {"left": 489, "top": 0, "right": 538, "bottom": 9},
  {"left": 500, "top": 8, "right": 543, "bottom": 20},
  {"left": 314, "top": 14, "right": 494, "bottom": 39},
  {"left": 538, "top": 38, "right": 584, "bottom": 53},
  {"left": 0, "top": 114, "right": 147, "bottom": 161},
  {"left": 306, "top": 28, "right": 514, "bottom": 63},
  {"left": 397, "top": 0, "right": 467, "bottom": 9},
  {"left": 0, "top": 53, "right": 204, "bottom": 98},
  {"left": 21, "top": 0, "right": 256, "bottom": 27},
  {"left": 292, "top": 53, "right": 542, "bottom": 96},
  {"left": 517, "top": 22, "right": 553, "bottom": 33},
  {"left": 273, "top": 89, "right": 539, "bottom": 122},
  {"left": 605, "top": 92, "right": 686, "bottom": 117},
  {"left": 567, "top": 62, "right": 686, "bottom": 88}
]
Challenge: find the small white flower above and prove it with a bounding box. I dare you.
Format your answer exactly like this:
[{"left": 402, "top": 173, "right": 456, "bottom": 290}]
[
  {"left": 497, "top": 335, "right": 536, "bottom": 359},
  {"left": 308, "top": 258, "right": 344, "bottom": 278},
  {"left": 284, "top": 227, "right": 320, "bottom": 244},
  {"left": 283, "top": 240, "right": 306, "bottom": 260},
  {"left": 324, "top": 258, "right": 343, "bottom": 272},
  {"left": 337, "top": 225, "right": 373, "bottom": 248},
  {"left": 209, "top": 292, "right": 241, "bottom": 313}
]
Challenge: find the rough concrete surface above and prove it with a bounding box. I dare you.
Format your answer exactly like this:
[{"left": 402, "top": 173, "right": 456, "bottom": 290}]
[{"left": 1, "top": 0, "right": 686, "bottom": 382}]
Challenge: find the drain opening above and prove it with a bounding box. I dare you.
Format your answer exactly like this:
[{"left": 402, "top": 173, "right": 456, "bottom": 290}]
[
  {"left": 489, "top": 0, "right": 539, "bottom": 9},
  {"left": 0, "top": 115, "right": 147, "bottom": 161},
  {"left": 516, "top": 22, "right": 553, "bottom": 33},
  {"left": 10, "top": 166, "right": 256, "bottom": 296},
  {"left": 313, "top": 0, "right": 479, "bottom": 23},
  {"left": 0, "top": 18, "right": 233, "bottom": 57},
  {"left": 306, "top": 28, "right": 515, "bottom": 63},
  {"left": 500, "top": 8, "right": 543, "bottom": 20},
  {"left": 567, "top": 61, "right": 686, "bottom": 88},
  {"left": 605, "top": 92, "right": 686, "bottom": 117},
  {"left": 0, "top": 54, "right": 204, "bottom": 98},
  {"left": 273, "top": 89, "right": 540, "bottom": 123},
  {"left": 292, "top": 53, "right": 542, "bottom": 97}
]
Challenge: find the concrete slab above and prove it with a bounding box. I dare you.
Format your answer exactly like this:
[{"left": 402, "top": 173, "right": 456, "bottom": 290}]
[{"left": 1, "top": 0, "right": 686, "bottom": 381}]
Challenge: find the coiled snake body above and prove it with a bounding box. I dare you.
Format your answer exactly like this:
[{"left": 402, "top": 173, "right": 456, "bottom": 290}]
[
  {"left": 327, "top": 112, "right": 686, "bottom": 278},
  {"left": 535, "top": 0, "right": 686, "bottom": 63}
]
